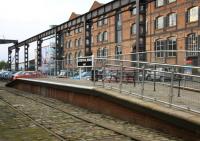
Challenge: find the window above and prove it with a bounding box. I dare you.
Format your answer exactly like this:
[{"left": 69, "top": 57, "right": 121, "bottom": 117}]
[
  {"left": 65, "top": 54, "right": 68, "bottom": 64},
  {"left": 68, "top": 40, "right": 72, "bottom": 48},
  {"left": 168, "top": 0, "right": 176, "bottom": 4},
  {"left": 186, "top": 33, "right": 199, "bottom": 57},
  {"left": 155, "top": 39, "right": 165, "bottom": 57},
  {"left": 74, "top": 52, "right": 77, "bottom": 59},
  {"left": 103, "top": 16, "right": 108, "bottom": 25},
  {"left": 102, "top": 48, "right": 108, "bottom": 57},
  {"left": 168, "top": 13, "right": 177, "bottom": 27},
  {"left": 115, "top": 11, "right": 122, "bottom": 43},
  {"left": 155, "top": 16, "right": 164, "bottom": 29},
  {"left": 78, "top": 51, "right": 82, "bottom": 57},
  {"left": 97, "top": 48, "right": 101, "bottom": 58},
  {"left": 156, "top": 0, "right": 164, "bottom": 7},
  {"left": 97, "top": 16, "right": 108, "bottom": 27},
  {"left": 131, "top": 7, "right": 136, "bottom": 15},
  {"left": 65, "top": 41, "right": 68, "bottom": 48},
  {"left": 75, "top": 39, "right": 78, "bottom": 47},
  {"left": 103, "top": 31, "right": 108, "bottom": 41},
  {"left": 131, "top": 23, "right": 136, "bottom": 35},
  {"left": 187, "top": 7, "right": 199, "bottom": 23},
  {"left": 167, "top": 37, "right": 177, "bottom": 57},
  {"left": 68, "top": 53, "right": 72, "bottom": 64},
  {"left": 97, "top": 32, "right": 103, "bottom": 42},
  {"left": 78, "top": 38, "right": 82, "bottom": 46},
  {"left": 115, "top": 45, "right": 122, "bottom": 59}
]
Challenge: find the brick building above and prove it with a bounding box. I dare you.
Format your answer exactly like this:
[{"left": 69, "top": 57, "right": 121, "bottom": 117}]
[{"left": 64, "top": 0, "right": 200, "bottom": 68}]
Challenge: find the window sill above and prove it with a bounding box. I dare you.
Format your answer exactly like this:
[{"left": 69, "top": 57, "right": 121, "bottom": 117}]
[{"left": 186, "top": 21, "right": 198, "bottom": 24}]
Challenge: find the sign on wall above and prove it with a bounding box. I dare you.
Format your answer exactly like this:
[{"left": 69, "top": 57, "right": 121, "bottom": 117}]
[{"left": 77, "top": 55, "right": 94, "bottom": 68}]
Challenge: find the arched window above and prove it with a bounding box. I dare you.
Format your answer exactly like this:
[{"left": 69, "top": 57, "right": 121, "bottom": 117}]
[
  {"left": 97, "top": 32, "right": 103, "bottom": 42},
  {"left": 65, "top": 54, "right": 68, "bottom": 64},
  {"left": 68, "top": 40, "right": 72, "bottom": 48},
  {"left": 68, "top": 53, "right": 72, "bottom": 64},
  {"left": 102, "top": 48, "right": 108, "bottom": 57},
  {"left": 103, "top": 31, "right": 108, "bottom": 41},
  {"left": 115, "top": 45, "right": 122, "bottom": 59},
  {"left": 97, "top": 48, "right": 101, "bottom": 58},
  {"left": 74, "top": 39, "right": 77, "bottom": 47},
  {"left": 78, "top": 38, "right": 82, "bottom": 46},
  {"left": 187, "top": 7, "right": 199, "bottom": 23},
  {"left": 155, "top": 39, "right": 165, "bottom": 57},
  {"left": 78, "top": 51, "right": 82, "bottom": 57},
  {"left": 65, "top": 41, "right": 68, "bottom": 48},
  {"left": 131, "top": 6, "right": 136, "bottom": 15},
  {"left": 131, "top": 23, "right": 136, "bottom": 35},
  {"left": 167, "top": 37, "right": 177, "bottom": 57},
  {"left": 186, "top": 33, "right": 198, "bottom": 57},
  {"left": 155, "top": 16, "right": 164, "bottom": 29}
]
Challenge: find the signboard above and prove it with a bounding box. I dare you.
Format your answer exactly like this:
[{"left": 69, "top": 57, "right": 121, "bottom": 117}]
[
  {"left": 77, "top": 56, "right": 94, "bottom": 68},
  {"left": 184, "top": 66, "right": 192, "bottom": 75}
]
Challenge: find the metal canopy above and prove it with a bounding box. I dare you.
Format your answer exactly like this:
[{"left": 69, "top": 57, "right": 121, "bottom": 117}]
[{"left": 8, "top": 0, "right": 139, "bottom": 50}]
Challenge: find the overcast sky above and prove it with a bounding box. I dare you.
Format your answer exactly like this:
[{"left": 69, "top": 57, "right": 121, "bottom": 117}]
[{"left": 0, "top": 0, "right": 112, "bottom": 61}]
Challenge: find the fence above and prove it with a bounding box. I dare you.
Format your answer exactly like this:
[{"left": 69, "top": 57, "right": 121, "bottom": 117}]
[{"left": 40, "top": 50, "right": 200, "bottom": 114}]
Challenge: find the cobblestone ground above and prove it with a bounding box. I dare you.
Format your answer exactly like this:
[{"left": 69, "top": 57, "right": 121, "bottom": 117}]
[
  {"left": 37, "top": 77, "right": 200, "bottom": 113},
  {"left": 0, "top": 81, "right": 183, "bottom": 141}
]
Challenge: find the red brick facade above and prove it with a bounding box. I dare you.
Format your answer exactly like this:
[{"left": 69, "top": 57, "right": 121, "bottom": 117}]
[{"left": 64, "top": 0, "right": 200, "bottom": 68}]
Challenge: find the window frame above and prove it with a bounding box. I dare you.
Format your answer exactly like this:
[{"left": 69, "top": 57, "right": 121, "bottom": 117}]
[
  {"left": 167, "top": 37, "right": 177, "bottom": 57},
  {"left": 156, "top": 0, "right": 164, "bottom": 8},
  {"left": 155, "top": 39, "right": 165, "bottom": 58},
  {"left": 168, "top": 13, "right": 177, "bottom": 27},
  {"left": 155, "top": 16, "right": 164, "bottom": 29},
  {"left": 187, "top": 6, "right": 199, "bottom": 23}
]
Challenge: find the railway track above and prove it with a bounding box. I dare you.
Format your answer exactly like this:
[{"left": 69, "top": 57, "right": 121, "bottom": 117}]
[{"left": 0, "top": 83, "right": 183, "bottom": 141}]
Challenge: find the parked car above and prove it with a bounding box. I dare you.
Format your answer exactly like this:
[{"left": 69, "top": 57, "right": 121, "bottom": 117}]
[
  {"left": 12, "top": 71, "right": 36, "bottom": 80},
  {"left": 148, "top": 67, "right": 172, "bottom": 82},
  {"left": 71, "top": 72, "right": 88, "bottom": 80},
  {"left": 57, "top": 70, "right": 68, "bottom": 78}
]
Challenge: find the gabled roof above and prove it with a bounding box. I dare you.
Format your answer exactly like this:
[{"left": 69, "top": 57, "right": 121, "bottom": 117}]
[
  {"left": 89, "top": 1, "right": 104, "bottom": 11},
  {"left": 69, "top": 12, "right": 81, "bottom": 20}
]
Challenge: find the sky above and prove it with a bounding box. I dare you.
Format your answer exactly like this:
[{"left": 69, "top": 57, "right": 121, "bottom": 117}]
[{"left": 0, "top": 0, "right": 112, "bottom": 62}]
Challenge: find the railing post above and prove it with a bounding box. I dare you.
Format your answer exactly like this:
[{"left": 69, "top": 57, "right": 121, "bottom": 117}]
[
  {"left": 102, "top": 59, "right": 106, "bottom": 88},
  {"left": 93, "top": 58, "right": 96, "bottom": 87},
  {"left": 169, "top": 67, "right": 175, "bottom": 107},
  {"left": 141, "top": 66, "right": 145, "bottom": 99},
  {"left": 119, "top": 61, "right": 123, "bottom": 93},
  {"left": 153, "top": 64, "right": 156, "bottom": 91}
]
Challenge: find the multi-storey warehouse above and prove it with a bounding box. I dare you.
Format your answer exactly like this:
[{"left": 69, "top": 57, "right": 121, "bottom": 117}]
[
  {"left": 7, "top": 0, "right": 200, "bottom": 72},
  {"left": 64, "top": 0, "right": 200, "bottom": 69}
]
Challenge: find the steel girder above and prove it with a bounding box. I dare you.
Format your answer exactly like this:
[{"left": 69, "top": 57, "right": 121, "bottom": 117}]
[
  {"left": 84, "top": 20, "right": 92, "bottom": 56},
  {"left": 8, "top": 50, "right": 12, "bottom": 71},
  {"left": 15, "top": 47, "right": 20, "bottom": 71},
  {"left": 24, "top": 44, "right": 29, "bottom": 71},
  {"left": 0, "top": 39, "right": 18, "bottom": 44},
  {"left": 8, "top": 0, "right": 139, "bottom": 50},
  {"left": 37, "top": 40, "right": 42, "bottom": 71},
  {"left": 55, "top": 32, "right": 63, "bottom": 75}
]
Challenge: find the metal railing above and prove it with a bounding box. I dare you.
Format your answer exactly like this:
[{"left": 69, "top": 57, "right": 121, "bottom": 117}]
[{"left": 35, "top": 50, "right": 200, "bottom": 114}]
